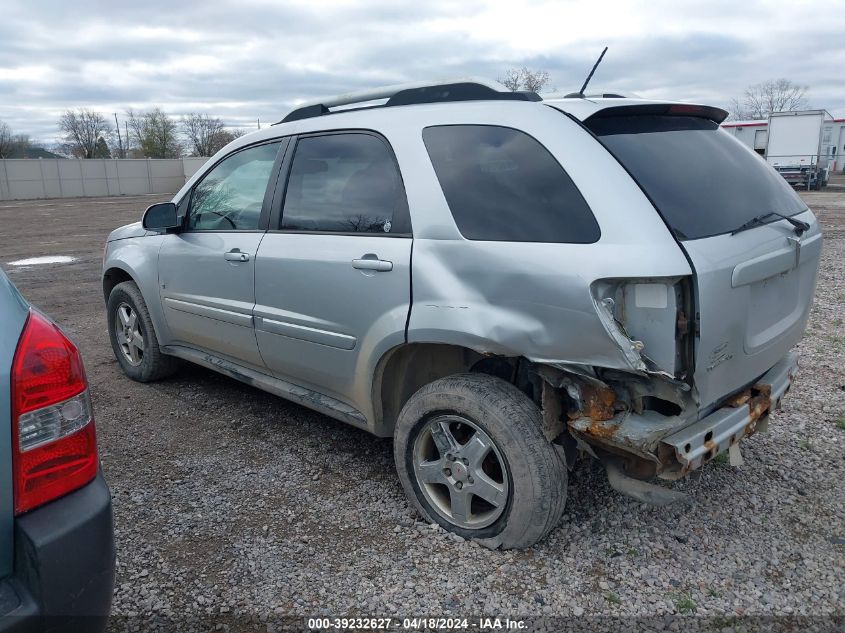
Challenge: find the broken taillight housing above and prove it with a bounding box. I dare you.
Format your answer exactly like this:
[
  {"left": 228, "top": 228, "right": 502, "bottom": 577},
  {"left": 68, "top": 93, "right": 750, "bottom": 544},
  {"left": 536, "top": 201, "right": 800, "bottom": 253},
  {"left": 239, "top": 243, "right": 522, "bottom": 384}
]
[
  {"left": 591, "top": 277, "right": 694, "bottom": 378},
  {"left": 11, "top": 309, "right": 98, "bottom": 515}
]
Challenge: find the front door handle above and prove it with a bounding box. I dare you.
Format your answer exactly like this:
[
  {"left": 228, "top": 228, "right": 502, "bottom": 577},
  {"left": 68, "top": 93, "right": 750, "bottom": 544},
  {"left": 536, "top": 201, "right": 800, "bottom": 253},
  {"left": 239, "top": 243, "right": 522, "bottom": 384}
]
[
  {"left": 352, "top": 256, "right": 393, "bottom": 272},
  {"left": 224, "top": 250, "right": 250, "bottom": 262}
]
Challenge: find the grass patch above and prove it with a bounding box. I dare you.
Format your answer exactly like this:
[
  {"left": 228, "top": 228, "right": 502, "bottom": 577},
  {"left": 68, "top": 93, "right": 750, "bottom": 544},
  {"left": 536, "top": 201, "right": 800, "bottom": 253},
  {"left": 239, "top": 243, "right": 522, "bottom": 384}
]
[
  {"left": 672, "top": 592, "right": 696, "bottom": 613},
  {"left": 707, "top": 588, "right": 723, "bottom": 598},
  {"left": 799, "top": 439, "right": 813, "bottom": 451},
  {"left": 836, "top": 419, "right": 845, "bottom": 431},
  {"left": 604, "top": 592, "right": 622, "bottom": 606},
  {"left": 714, "top": 451, "right": 729, "bottom": 464},
  {"left": 606, "top": 545, "right": 639, "bottom": 558}
]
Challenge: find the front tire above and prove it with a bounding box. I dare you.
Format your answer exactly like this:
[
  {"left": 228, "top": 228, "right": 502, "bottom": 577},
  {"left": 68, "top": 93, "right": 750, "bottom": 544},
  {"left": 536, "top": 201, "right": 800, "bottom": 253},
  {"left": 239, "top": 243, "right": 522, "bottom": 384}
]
[
  {"left": 107, "top": 281, "right": 178, "bottom": 382},
  {"left": 393, "top": 373, "right": 567, "bottom": 549}
]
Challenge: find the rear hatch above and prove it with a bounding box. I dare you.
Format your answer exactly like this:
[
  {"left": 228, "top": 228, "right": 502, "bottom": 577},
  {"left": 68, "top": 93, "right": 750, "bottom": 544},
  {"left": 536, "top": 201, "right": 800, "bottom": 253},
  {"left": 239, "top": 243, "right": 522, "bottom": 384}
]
[{"left": 585, "top": 108, "right": 822, "bottom": 408}]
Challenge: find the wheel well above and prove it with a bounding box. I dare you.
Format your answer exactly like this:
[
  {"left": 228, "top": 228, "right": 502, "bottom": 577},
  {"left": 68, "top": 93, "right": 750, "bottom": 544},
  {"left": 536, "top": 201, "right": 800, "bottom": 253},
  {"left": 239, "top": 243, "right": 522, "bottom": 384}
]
[
  {"left": 102, "top": 267, "right": 134, "bottom": 302},
  {"left": 374, "top": 343, "right": 527, "bottom": 436}
]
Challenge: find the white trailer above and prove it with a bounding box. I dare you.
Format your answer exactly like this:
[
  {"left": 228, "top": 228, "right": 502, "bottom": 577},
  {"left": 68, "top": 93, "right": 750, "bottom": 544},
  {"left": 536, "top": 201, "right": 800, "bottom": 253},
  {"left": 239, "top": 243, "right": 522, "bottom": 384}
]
[{"left": 766, "top": 109, "right": 834, "bottom": 190}]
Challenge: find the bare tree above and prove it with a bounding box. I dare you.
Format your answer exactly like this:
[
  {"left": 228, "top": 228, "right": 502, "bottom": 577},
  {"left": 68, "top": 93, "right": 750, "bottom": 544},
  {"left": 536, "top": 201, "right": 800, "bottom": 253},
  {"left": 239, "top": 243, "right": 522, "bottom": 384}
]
[
  {"left": 499, "top": 68, "right": 522, "bottom": 92},
  {"left": 221, "top": 128, "right": 248, "bottom": 143},
  {"left": 0, "top": 120, "right": 13, "bottom": 158},
  {"left": 12, "top": 135, "right": 34, "bottom": 156},
  {"left": 127, "top": 108, "right": 182, "bottom": 158},
  {"left": 0, "top": 125, "right": 50, "bottom": 158},
  {"left": 58, "top": 109, "right": 111, "bottom": 158},
  {"left": 343, "top": 214, "right": 386, "bottom": 232},
  {"left": 521, "top": 68, "right": 551, "bottom": 93},
  {"left": 182, "top": 113, "right": 226, "bottom": 157},
  {"left": 728, "top": 78, "right": 809, "bottom": 120},
  {"left": 498, "top": 67, "right": 552, "bottom": 93}
]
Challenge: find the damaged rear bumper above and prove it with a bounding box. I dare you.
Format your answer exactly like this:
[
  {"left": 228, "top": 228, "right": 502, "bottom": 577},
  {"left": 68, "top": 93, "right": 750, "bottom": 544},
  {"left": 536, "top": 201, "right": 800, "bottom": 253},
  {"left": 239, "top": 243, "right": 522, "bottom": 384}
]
[
  {"left": 659, "top": 351, "right": 797, "bottom": 478},
  {"left": 566, "top": 351, "right": 798, "bottom": 480}
]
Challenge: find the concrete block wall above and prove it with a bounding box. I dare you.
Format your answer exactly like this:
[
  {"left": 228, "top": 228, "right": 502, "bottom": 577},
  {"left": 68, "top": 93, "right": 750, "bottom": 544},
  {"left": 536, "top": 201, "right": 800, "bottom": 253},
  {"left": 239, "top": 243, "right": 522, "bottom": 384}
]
[{"left": 0, "top": 157, "right": 210, "bottom": 201}]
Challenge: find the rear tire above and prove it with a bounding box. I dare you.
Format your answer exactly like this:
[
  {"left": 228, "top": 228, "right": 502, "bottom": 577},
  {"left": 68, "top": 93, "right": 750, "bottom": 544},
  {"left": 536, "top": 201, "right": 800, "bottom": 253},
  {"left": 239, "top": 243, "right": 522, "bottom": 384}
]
[
  {"left": 107, "top": 281, "right": 178, "bottom": 382},
  {"left": 393, "top": 373, "right": 567, "bottom": 549}
]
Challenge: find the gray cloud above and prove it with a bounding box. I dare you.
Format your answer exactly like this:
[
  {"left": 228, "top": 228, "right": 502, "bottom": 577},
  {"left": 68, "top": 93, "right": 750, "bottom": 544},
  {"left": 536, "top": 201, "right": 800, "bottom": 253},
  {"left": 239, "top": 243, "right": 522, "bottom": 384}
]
[{"left": 0, "top": 0, "right": 842, "bottom": 144}]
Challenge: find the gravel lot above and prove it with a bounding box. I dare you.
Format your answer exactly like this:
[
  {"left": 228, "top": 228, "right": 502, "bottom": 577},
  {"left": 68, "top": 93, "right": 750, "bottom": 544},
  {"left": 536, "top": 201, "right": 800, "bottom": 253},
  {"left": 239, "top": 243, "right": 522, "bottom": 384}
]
[{"left": 1, "top": 188, "right": 843, "bottom": 628}]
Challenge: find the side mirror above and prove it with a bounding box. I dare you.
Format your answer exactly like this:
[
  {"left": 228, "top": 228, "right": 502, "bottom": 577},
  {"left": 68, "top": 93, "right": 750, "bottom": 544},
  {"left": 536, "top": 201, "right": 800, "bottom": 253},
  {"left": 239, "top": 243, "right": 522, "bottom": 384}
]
[{"left": 142, "top": 202, "right": 179, "bottom": 231}]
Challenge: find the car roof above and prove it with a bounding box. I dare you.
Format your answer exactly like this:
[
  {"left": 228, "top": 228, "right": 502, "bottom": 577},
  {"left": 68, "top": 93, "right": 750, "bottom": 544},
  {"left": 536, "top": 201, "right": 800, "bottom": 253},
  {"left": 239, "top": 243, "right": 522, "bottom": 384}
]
[
  {"left": 226, "top": 96, "right": 686, "bottom": 149},
  {"left": 208, "top": 78, "right": 723, "bottom": 165}
]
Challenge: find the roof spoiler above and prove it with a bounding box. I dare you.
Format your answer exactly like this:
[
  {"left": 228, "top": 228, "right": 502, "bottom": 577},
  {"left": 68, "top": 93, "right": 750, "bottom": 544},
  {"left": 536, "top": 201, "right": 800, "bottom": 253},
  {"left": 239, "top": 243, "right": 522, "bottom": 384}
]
[{"left": 586, "top": 103, "right": 729, "bottom": 124}]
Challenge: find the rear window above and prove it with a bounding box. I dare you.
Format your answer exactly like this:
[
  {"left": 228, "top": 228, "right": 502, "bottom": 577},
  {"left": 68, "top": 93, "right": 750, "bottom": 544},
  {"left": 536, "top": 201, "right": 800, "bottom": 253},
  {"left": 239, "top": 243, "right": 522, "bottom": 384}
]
[
  {"left": 587, "top": 115, "right": 807, "bottom": 240},
  {"left": 423, "top": 125, "right": 600, "bottom": 243}
]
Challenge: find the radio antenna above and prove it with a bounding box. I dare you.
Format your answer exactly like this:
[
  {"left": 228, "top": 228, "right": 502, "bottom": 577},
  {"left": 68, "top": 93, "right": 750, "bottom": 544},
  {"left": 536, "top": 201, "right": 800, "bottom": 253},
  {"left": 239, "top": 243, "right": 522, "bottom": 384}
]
[{"left": 578, "top": 47, "right": 608, "bottom": 96}]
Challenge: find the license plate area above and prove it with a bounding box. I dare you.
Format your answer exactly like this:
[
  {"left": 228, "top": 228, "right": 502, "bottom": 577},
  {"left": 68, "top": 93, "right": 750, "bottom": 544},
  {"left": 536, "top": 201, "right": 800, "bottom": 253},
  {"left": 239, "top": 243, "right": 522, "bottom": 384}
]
[{"left": 745, "top": 270, "right": 801, "bottom": 353}]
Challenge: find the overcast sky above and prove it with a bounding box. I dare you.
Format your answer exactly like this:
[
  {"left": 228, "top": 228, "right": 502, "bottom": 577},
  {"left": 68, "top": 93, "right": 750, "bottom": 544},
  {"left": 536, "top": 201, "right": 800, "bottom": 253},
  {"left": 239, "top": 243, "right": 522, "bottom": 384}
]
[{"left": 1, "top": 0, "right": 843, "bottom": 145}]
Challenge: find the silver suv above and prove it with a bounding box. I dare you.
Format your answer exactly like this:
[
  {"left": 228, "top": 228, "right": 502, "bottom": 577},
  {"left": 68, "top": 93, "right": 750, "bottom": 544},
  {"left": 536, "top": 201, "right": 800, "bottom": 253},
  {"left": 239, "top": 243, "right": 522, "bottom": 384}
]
[{"left": 102, "top": 79, "right": 822, "bottom": 549}]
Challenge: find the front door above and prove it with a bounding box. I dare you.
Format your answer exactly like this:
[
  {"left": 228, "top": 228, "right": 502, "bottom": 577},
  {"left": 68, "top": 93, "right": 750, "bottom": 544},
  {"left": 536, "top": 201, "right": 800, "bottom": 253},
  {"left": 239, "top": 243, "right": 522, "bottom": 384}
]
[
  {"left": 158, "top": 141, "right": 283, "bottom": 368},
  {"left": 254, "top": 132, "right": 412, "bottom": 414}
]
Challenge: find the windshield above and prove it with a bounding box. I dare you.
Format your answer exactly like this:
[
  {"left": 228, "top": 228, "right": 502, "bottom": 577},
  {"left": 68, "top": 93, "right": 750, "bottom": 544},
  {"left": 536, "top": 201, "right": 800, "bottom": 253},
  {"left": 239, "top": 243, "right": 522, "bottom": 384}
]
[{"left": 586, "top": 115, "right": 808, "bottom": 240}]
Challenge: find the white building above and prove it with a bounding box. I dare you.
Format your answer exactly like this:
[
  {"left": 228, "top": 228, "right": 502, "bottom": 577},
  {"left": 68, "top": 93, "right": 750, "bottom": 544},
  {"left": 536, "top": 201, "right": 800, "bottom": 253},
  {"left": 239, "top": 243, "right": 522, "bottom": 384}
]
[{"left": 722, "top": 115, "right": 845, "bottom": 172}]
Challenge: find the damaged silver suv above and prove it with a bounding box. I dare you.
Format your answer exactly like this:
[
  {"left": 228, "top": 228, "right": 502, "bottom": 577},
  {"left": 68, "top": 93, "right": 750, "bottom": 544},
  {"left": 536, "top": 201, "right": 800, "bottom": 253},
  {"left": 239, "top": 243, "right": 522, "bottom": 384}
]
[{"left": 101, "top": 79, "right": 821, "bottom": 549}]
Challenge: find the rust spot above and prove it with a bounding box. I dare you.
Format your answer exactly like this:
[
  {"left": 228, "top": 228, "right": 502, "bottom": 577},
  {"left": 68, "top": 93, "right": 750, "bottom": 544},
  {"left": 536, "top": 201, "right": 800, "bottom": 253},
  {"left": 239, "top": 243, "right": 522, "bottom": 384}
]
[
  {"left": 745, "top": 383, "right": 772, "bottom": 434},
  {"left": 676, "top": 310, "right": 689, "bottom": 336},
  {"left": 578, "top": 383, "right": 617, "bottom": 421},
  {"left": 583, "top": 418, "right": 620, "bottom": 440},
  {"left": 749, "top": 384, "right": 771, "bottom": 417},
  {"left": 725, "top": 389, "right": 752, "bottom": 408}
]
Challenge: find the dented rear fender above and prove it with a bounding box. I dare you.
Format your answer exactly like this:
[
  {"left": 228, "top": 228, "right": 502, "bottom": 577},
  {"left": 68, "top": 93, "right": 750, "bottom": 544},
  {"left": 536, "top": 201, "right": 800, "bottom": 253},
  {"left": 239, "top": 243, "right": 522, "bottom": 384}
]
[{"left": 407, "top": 238, "right": 692, "bottom": 373}]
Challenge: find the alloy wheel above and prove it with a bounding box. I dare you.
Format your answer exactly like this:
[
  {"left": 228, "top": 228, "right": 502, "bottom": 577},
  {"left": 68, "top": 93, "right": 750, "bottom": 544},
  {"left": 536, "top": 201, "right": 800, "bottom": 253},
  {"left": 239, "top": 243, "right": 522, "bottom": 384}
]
[
  {"left": 412, "top": 414, "right": 509, "bottom": 530},
  {"left": 114, "top": 302, "right": 144, "bottom": 366}
]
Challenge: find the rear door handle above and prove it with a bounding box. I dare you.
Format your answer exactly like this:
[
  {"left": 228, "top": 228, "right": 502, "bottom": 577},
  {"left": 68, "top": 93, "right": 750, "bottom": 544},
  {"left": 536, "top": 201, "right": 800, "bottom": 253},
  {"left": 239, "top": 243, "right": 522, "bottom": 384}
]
[
  {"left": 352, "top": 256, "right": 393, "bottom": 272},
  {"left": 224, "top": 250, "right": 250, "bottom": 262}
]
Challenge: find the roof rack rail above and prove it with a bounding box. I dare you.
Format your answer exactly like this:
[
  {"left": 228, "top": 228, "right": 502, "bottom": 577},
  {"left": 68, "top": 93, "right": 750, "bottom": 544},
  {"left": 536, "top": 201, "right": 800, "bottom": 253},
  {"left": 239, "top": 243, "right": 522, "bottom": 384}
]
[{"left": 276, "top": 77, "right": 541, "bottom": 124}]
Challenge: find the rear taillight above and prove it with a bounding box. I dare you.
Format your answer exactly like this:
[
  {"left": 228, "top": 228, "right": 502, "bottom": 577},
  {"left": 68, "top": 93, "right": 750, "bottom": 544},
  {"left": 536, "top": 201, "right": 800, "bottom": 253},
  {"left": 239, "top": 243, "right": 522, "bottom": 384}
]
[{"left": 11, "top": 309, "right": 98, "bottom": 515}]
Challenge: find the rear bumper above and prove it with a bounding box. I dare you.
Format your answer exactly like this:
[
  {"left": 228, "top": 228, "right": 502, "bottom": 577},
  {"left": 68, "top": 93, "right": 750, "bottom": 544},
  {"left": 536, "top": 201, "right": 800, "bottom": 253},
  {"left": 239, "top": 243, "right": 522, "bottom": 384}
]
[
  {"left": 567, "top": 351, "right": 799, "bottom": 480},
  {"left": 0, "top": 471, "right": 115, "bottom": 633},
  {"left": 659, "top": 351, "right": 798, "bottom": 478}
]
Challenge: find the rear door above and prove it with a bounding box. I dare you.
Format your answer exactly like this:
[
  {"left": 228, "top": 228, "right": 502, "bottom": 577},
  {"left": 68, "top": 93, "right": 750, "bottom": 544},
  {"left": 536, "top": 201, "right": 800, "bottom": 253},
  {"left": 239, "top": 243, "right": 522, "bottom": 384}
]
[
  {"left": 254, "top": 131, "right": 412, "bottom": 416},
  {"left": 588, "top": 112, "right": 822, "bottom": 407},
  {"left": 0, "top": 272, "right": 30, "bottom": 579},
  {"left": 158, "top": 141, "right": 284, "bottom": 368}
]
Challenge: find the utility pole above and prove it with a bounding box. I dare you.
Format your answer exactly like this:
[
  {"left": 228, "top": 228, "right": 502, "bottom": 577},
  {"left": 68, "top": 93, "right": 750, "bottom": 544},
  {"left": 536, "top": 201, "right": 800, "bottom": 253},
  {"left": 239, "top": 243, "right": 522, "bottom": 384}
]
[
  {"left": 257, "top": 117, "right": 261, "bottom": 130},
  {"left": 114, "top": 113, "right": 124, "bottom": 158}
]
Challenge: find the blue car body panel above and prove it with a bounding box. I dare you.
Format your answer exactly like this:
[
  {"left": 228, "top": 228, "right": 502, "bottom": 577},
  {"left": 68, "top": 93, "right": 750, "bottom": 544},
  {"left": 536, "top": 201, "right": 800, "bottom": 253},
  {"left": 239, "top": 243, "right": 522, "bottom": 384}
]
[{"left": 0, "top": 269, "right": 29, "bottom": 579}]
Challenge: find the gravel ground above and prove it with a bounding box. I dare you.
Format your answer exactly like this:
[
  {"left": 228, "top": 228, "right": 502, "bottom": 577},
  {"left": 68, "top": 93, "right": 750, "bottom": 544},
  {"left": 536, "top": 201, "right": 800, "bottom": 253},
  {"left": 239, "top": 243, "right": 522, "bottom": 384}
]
[{"left": 1, "top": 190, "right": 843, "bottom": 629}]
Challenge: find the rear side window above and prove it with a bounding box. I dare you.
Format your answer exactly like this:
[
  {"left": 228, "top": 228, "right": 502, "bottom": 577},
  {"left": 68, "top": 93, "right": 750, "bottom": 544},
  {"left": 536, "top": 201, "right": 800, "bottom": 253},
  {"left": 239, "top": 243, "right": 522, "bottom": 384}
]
[
  {"left": 281, "top": 133, "right": 409, "bottom": 234},
  {"left": 587, "top": 115, "right": 808, "bottom": 240},
  {"left": 423, "top": 125, "right": 600, "bottom": 243}
]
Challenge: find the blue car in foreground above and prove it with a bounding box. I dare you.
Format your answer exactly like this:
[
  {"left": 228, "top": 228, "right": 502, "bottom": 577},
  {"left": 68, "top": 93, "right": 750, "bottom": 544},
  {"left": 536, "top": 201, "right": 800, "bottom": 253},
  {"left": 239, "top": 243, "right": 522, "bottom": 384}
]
[{"left": 0, "top": 269, "right": 114, "bottom": 632}]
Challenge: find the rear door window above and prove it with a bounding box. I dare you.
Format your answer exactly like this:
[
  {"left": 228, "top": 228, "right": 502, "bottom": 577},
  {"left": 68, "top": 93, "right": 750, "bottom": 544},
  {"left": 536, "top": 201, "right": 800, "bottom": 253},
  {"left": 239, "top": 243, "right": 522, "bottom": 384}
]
[
  {"left": 586, "top": 115, "right": 808, "bottom": 240},
  {"left": 280, "top": 133, "right": 410, "bottom": 234},
  {"left": 422, "top": 125, "right": 600, "bottom": 243}
]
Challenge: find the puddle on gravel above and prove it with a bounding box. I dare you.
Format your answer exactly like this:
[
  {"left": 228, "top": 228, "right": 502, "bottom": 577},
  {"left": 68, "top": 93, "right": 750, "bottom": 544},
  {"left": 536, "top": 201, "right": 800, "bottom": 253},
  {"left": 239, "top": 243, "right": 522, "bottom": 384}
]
[{"left": 7, "top": 255, "right": 77, "bottom": 266}]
